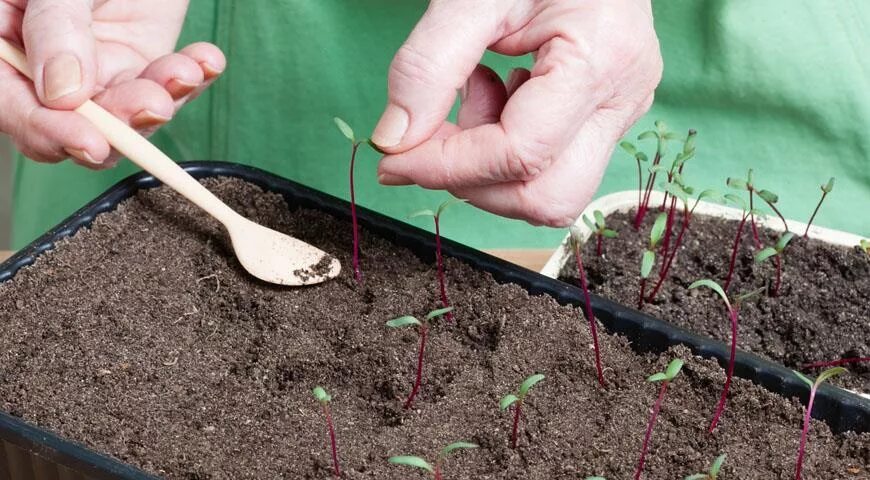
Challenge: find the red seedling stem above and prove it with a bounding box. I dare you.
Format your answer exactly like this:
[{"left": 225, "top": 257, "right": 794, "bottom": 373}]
[
  {"left": 349, "top": 143, "right": 362, "bottom": 283},
  {"left": 764, "top": 199, "right": 790, "bottom": 232},
  {"left": 723, "top": 212, "right": 749, "bottom": 293},
  {"left": 434, "top": 215, "right": 453, "bottom": 321},
  {"left": 647, "top": 207, "right": 689, "bottom": 302},
  {"left": 795, "top": 384, "right": 819, "bottom": 480},
  {"left": 510, "top": 401, "right": 523, "bottom": 449},
  {"left": 434, "top": 468, "right": 443, "bottom": 480},
  {"left": 322, "top": 404, "right": 341, "bottom": 477},
  {"left": 404, "top": 326, "right": 428, "bottom": 409},
  {"left": 748, "top": 190, "right": 761, "bottom": 249},
  {"left": 773, "top": 254, "right": 782, "bottom": 297},
  {"left": 635, "top": 380, "right": 670, "bottom": 480},
  {"left": 596, "top": 234, "right": 603, "bottom": 257},
  {"left": 574, "top": 248, "right": 606, "bottom": 387},
  {"left": 709, "top": 306, "right": 738, "bottom": 432},
  {"left": 633, "top": 152, "right": 662, "bottom": 229},
  {"left": 659, "top": 195, "right": 678, "bottom": 262},
  {"left": 802, "top": 357, "right": 870, "bottom": 369},
  {"left": 804, "top": 191, "right": 828, "bottom": 238}
]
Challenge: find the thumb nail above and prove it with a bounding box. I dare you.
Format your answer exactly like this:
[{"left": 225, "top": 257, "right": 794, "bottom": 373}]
[
  {"left": 44, "top": 53, "right": 82, "bottom": 101},
  {"left": 371, "top": 103, "right": 409, "bottom": 148},
  {"left": 378, "top": 172, "right": 413, "bottom": 186},
  {"left": 64, "top": 147, "right": 100, "bottom": 166}
]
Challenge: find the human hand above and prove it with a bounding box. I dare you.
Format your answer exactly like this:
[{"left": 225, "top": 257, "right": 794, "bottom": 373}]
[
  {"left": 0, "top": 0, "right": 225, "bottom": 169},
  {"left": 373, "top": 0, "right": 662, "bottom": 226}
]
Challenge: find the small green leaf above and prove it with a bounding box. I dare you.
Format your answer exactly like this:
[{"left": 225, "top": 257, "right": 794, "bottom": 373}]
[
  {"left": 436, "top": 198, "right": 468, "bottom": 217},
  {"left": 735, "top": 286, "right": 765, "bottom": 304},
  {"left": 709, "top": 453, "right": 727, "bottom": 478},
  {"left": 757, "top": 189, "right": 779, "bottom": 204},
  {"left": 440, "top": 441, "right": 478, "bottom": 459},
  {"left": 647, "top": 372, "right": 668, "bottom": 383},
  {"left": 663, "top": 132, "right": 682, "bottom": 140},
  {"left": 519, "top": 374, "right": 545, "bottom": 397},
  {"left": 638, "top": 130, "right": 657, "bottom": 141},
  {"left": 689, "top": 279, "right": 731, "bottom": 310},
  {"left": 726, "top": 177, "right": 747, "bottom": 190},
  {"left": 408, "top": 209, "right": 435, "bottom": 219},
  {"left": 650, "top": 213, "right": 668, "bottom": 246},
  {"left": 696, "top": 189, "right": 721, "bottom": 202},
  {"left": 312, "top": 386, "right": 331, "bottom": 403},
  {"left": 665, "top": 358, "right": 684, "bottom": 380},
  {"left": 775, "top": 232, "right": 795, "bottom": 251},
  {"left": 582, "top": 215, "right": 596, "bottom": 232},
  {"left": 386, "top": 316, "right": 422, "bottom": 328},
  {"left": 425, "top": 307, "right": 453, "bottom": 321},
  {"left": 754, "top": 247, "right": 779, "bottom": 263},
  {"left": 388, "top": 456, "right": 433, "bottom": 473},
  {"left": 619, "top": 141, "right": 638, "bottom": 156},
  {"left": 822, "top": 177, "right": 835, "bottom": 193},
  {"left": 641, "top": 250, "right": 656, "bottom": 279},
  {"left": 747, "top": 168, "right": 754, "bottom": 185},
  {"left": 683, "top": 128, "right": 697, "bottom": 153},
  {"left": 499, "top": 394, "right": 519, "bottom": 411},
  {"left": 333, "top": 117, "right": 355, "bottom": 142},
  {"left": 814, "top": 366, "right": 847, "bottom": 387},
  {"left": 664, "top": 182, "right": 689, "bottom": 202},
  {"left": 860, "top": 239, "right": 870, "bottom": 253},
  {"left": 648, "top": 164, "right": 668, "bottom": 174},
  {"left": 593, "top": 210, "right": 606, "bottom": 229},
  {"left": 793, "top": 370, "right": 813, "bottom": 388},
  {"left": 602, "top": 229, "right": 619, "bottom": 238},
  {"left": 684, "top": 474, "right": 707, "bottom": 480},
  {"left": 723, "top": 193, "right": 747, "bottom": 210},
  {"left": 654, "top": 119, "right": 668, "bottom": 132},
  {"left": 636, "top": 152, "right": 649, "bottom": 163}
]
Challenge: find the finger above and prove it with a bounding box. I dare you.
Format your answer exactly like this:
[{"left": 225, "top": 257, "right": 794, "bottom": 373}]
[
  {"left": 504, "top": 67, "right": 530, "bottom": 97},
  {"left": 175, "top": 42, "right": 226, "bottom": 104},
  {"left": 91, "top": 78, "right": 175, "bottom": 131},
  {"left": 456, "top": 64, "right": 507, "bottom": 130},
  {"left": 0, "top": 1, "right": 24, "bottom": 46},
  {"left": 23, "top": 0, "right": 97, "bottom": 109},
  {"left": 377, "top": 122, "right": 460, "bottom": 186},
  {"left": 371, "top": 0, "right": 508, "bottom": 151},
  {"left": 138, "top": 53, "right": 203, "bottom": 103}
]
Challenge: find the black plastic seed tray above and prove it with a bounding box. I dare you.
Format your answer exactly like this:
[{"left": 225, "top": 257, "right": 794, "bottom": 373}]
[{"left": 1, "top": 161, "right": 868, "bottom": 479}]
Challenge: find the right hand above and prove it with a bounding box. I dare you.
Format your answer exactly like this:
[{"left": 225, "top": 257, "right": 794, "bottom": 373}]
[{"left": 0, "top": 0, "right": 226, "bottom": 169}]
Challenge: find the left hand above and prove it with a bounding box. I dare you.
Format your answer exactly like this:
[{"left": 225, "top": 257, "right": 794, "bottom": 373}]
[{"left": 372, "top": 0, "right": 662, "bottom": 227}]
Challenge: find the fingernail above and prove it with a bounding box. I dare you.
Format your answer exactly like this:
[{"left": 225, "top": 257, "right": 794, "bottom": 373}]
[
  {"left": 371, "top": 103, "right": 409, "bottom": 148},
  {"left": 378, "top": 172, "right": 413, "bottom": 186},
  {"left": 44, "top": 53, "right": 82, "bottom": 101},
  {"left": 131, "top": 110, "right": 171, "bottom": 129},
  {"left": 199, "top": 61, "right": 223, "bottom": 80},
  {"left": 64, "top": 147, "right": 100, "bottom": 165},
  {"left": 166, "top": 78, "right": 198, "bottom": 98}
]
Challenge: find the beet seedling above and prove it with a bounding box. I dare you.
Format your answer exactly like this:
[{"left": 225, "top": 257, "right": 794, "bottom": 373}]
[
  {"left": 387, "top": 307, "right": 453, "bottom": 409},
  {"left": 633, "top": 121, "right": 681, "bottom": 228},
  {"left": 635, "top": 359, "right": 684, "bottom": 480},
  {"left": 569, "top": 226, "right": 606, "bottom": 387},
  {"left": 804, "top": 177, "right": 834, "bottom": 237},
  {"left": 334, "top": 117, "right": 366, "bottom": 283},
  {"left": 409, "top": 199, "right": 466, "bottom": 321},
  {"left": 500, "top": 374, "right": 545, "bottom": 449},
  {"left": 388, "top": 441, "right": 478, "bottom": 480},
  {"left": 726, "top": 170, "right": 763, "bottom": 248},
  {"left": 793, "top": 367, "right": 848, "bottom": 480},
  {"left": 582, "top": 210, "right": 619, "bottom": 257},
  {"left": 755, "top": 232, "right": 796, "bottom": 297},
  {"left": 684, "top": 453, "right": 727, "bottom": 480},
  {"left": 620, "top": 141, "right": 649, "bottom": 216},
  {"left": 312, "top": 386, "right": 341, "bottom": 477},
  {"left": 638, "top": 213, "right": 668, "bottom": 309},
  {"left": 722, "top": 194, "right": 761, "bottom": 293}
]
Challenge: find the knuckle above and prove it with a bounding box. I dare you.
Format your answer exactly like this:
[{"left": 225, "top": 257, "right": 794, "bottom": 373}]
[
  {"left": 516, "top": 185, "right": 578, "bottom": 228},
  {"left": 505, "top": 137, "right": 552, "bottom": 181},
  {"left": 389, "top": 43, "right": 443, "bottom": 89}
]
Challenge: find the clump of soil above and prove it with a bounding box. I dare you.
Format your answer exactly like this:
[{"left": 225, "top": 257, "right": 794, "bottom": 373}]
[
  {"left": 0, "top": 178, "right": 867, "bottom": 479},
  {"left": 561, "top": 210, "right": 870, "bottom": 393}
]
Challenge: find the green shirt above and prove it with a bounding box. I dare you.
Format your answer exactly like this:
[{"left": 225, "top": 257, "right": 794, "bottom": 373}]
[{"left": 11, "top": 0, "right": 870, "bottom": 250}]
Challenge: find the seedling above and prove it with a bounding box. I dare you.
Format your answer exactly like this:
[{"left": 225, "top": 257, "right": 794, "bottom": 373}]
[
  {"left": 793, "top": 367, "right": 848, "bottom": 480},
  {"left": 569, "top": 226, "right": 606, "bottom": 387},
  {"left": 689, "top": 279, "right": 763, "bottom": 432},
  {"left": 657, "top": 130, "right": 697, "bottom": 257},
  {"left": 387, "top": 307, "right": 453, "bottom": 409},
  {"left": 804, "top": 177, "right": 834, "bottom": 237},
  {"left": 334, "top": 117, "right": 366, "bottom": 283},
  {"left": 582, "top": 210, "right": 619, "bottom": 257},
  {"left": 500, "top": 374, "right": 545, "bottom": 449},
  {"left": 860, "top": 239, "right": 870, "bottom": 256},
  {"left": 619, "top": 141, "right": 649, "bottom": 216},
  {"left": 388, "top": 441, "right": 478, "bottom": 480},
  {"left": 638, "top": 213, "right": 667, "bottom": 309},
  {"left": 409, "top": 199, "right": 466, "bottom": 321},
  {"left": 633, "top": 120, "right": 681, "bottom": 228},
  {"left": 726, "top": 169, "right": 763, "bottom": 248},
  {"left": 312, "top": 386, "right": 341, "bottom": 477},
  {"left": 634, "top": 359, "right": 684, "bottom": 480},
  {"left": 721, "top": 194, "right": 761, "bottom": 293},
  {"left": 684, "top": 453, "right": 727, "bottom": 480},
  {"left": 755, "top": 232, "right": 796, "bottom": 297}
]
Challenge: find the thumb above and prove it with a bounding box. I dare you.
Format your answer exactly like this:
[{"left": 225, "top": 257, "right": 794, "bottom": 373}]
[
  {"left": 371, "top": 0, "right": 507, "bottom": 152},
  {"left": 23, "top": 0, "right": 97, "bottom": 109}
]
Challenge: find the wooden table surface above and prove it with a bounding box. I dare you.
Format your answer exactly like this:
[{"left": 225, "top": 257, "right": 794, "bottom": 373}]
[{"left": 0, "top": 249, "right": 553, "bottom": 272}]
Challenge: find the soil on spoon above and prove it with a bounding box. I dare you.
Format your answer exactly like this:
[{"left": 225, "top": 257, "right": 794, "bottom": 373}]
[
  {"left": 560, "top": 210, "right": 870, "bottom": 394},
  {"left": 0, "top": 178, "right": 867, "bottom": 479}
]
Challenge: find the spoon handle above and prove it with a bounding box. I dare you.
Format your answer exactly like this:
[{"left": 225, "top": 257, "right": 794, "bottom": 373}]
[{"left": 0, "top": 38, "right": 239, "bottom": 224}]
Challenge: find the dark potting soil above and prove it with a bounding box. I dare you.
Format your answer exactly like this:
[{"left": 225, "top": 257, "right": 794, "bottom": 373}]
[
  {"left": 0, "top": 178, "right": 867, "bottom": 480},
  {"left": 560, "top": 210, "right": 870, "bottom": 394}
]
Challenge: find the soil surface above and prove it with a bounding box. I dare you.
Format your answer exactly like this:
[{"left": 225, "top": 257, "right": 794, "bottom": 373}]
[
  {"left": 560, "top": 210, "right": 870, "bottom": 394},
  {"left": 1, "top": 178, "right": 868, "bottom": 479}
]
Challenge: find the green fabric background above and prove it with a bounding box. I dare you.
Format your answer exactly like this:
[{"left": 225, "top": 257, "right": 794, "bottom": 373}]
[{"left": 10, "top": 0, "right": 870, "bottom": 250}]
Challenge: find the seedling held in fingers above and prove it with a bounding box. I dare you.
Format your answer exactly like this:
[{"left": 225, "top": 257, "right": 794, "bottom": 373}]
[
  {"left": 388, "top": 441, "right": 478, "bottom": 480},
  {"left": 582, "top": 210, "right": 619, "bottom": 257},
  {"left": 804, "top": 177, "right": 834, "bottom": 237},
  {"left": 334, "top": 117, "right": 367, "bottom": 283},
  {"left": 635, "top": 359, "right": 684, "bottom": 480},
  {"left": 755, "top": 232, "right": 795, "bottom": 297},
  {"left": 684, "top": 453, "right": 727, "bottom": 480},
  {"left": 638, "top": 213, "right": 667, "bottom": 309},
  {"left": 409, "top": 199, "right": 466, "bottom": 321},
  {"left": 793, "top": 367, "right": 848, "bottom": 480},
  {"left": 690, "top": 279, "right": 763, "bottom": 432},
  {"left": 570, "top": 226, "right": 606, "bottom": 387},
  {"left": 387, "top": 307, "right": 453, "bottom": 409},
  {"left": 500, "top": 374, "right": 545, "bottom": 449},
  {"left": 312, "top": 386, "right": 341, "bottom": 477}
]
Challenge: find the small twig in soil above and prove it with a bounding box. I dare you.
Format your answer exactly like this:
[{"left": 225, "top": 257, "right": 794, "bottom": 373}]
[
  {"left": 500, "top": 374, "right": 545, "bottom": 449},
  {"left": 793, "top": 368, "right": 848, "bottom": 480},
  {"left": 386, "top": 307, "right": 453, "bottom": 409},
  {"left": 196, "top": 273, "right": 221, "bottom": 293},
  {"left": 389, "top": 441, "right": 478, "bottom": 480}
]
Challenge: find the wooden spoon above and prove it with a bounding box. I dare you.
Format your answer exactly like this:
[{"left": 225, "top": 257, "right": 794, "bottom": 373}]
[{"left": 0, "top": 38, "right": 341, "bottom": 286}]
